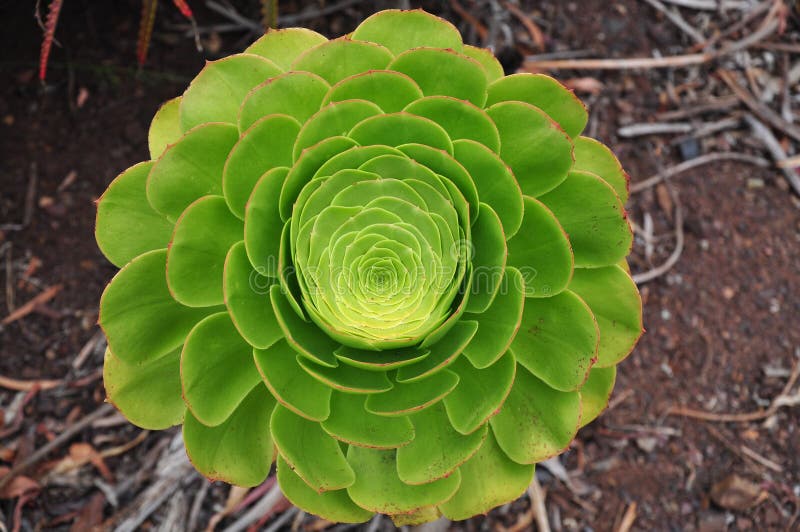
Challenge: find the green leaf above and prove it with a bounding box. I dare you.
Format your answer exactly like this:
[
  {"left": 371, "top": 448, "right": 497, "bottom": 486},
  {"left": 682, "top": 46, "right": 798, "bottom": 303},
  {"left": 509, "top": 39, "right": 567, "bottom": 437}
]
[
  {"left": 326, "top": 70, "right": 423, "bottom": 113},
  {"left": 439, "top": 431, "right": 533, "bottom": 520},
  {"left": 390, "top": 48, "right": 487, "bottom": 107},
  {"left": 277, "top": 456, "right": 372, "bottom": 523},
  {"left": 573, "top": 136, "right": 629, "bottom": 204},
  {"left": 181, "top": 312, "right": 262, "bottom": 426},
  {"left": 313, "top": 145, "right": 403, "bottom": 181},
  {"left": 391, "top": 507, "right": 441, "bottom": 527},
  {"left": 487, "top": 101, "right": 574, "bottom": 197},
  {"left": 579, "top": 365, "right": 616, "bottom": 428},
  {"left": 180, "top": 54, "right": 283, "bottom": 130},
  {"left": 451, "top": 139, "right": 523, "bottom": 238},
  {"left": 239, "top": 71, "right": 330, "bottom": 131},
  {"left": 507, "top": 197, "right": 573, "bottom": 298},
  {"left": 297, "top": 356, "right": 392, "bottom": 394},
  {"left": 465, "top": 203, "right": 506, "bottom": 313},
  {"left": 242, "top": 167, "right": 289, "bottom": 279},
  {"left": 245, "top": 27, "right": 328, "bottom": 70},
  {"left": 404, "top": 96, "right": 500, "bottom": 152},
  {"left": 490, "top": 365, "right": 580, "bottom": 464},
  {"left": 270, "top": 285, "right": 339, "bottom": 368},
  {"left": 397, "top": 402, "right": 486, "bottom": 484},
  {"left": 166, "top": 196, "right": 243, "bottom": 307},
  {"left": 103, "top": 347, "right": 183, "bottom": 430},
  {"left": 271, "top": 405, "right": 356, "bottom": 491},
  {"left": 148, "top": 96, "right": 182, "bottom": 159},
  {"left": 511, "top": 290, "right": 598, "bottom": 391},
  {"left": 396, "top": 321, "right": 478, "bottom": 382},
  {"left": 293, "top": 100, "right": 382, "bottom": 160},
  {"left": 538, "top": 170, "right": 632, "bottom": 267},
  {"left": 281, "top": 136, "right": 360, "bottom": 220},
  {"left": 224, "top": 242, "right": 282, "bottom": 349},
  {"left": 292, "top": 38, "right": 393, "bottom": 84},
  {"left": 277, "top": 220, "right": 307, "bottom": 319},
  {"left": 366, "top": 370, "right": 459, "bottom": 417},
  {"left": 487, "top": 73, "right": 588, "bottom": 138},
  {"left": 349, "top": 113, "right": 453, "bottom": 154},
  {"left": 443, "top": 351, "right": 515, "bottom": 435},
  {"left": 568, "top": 265, "right": 642, "bottom": 367},
  {"left": 146, "top": 123, "right": 239, "bottom": 221},
  {"left": 254, "top": 339, "right": 332, "bottom": 422},
  {"left": 461, "top": 267, "right": 524, "bottom": 369},
  {"left": 335, "top": 345, "right": 429, "bottom": 371},
  {"left": 99, "top": 249, "right": 216, "bottom": 365},
  {"left": 322, "top": 392, "right": 415, "bottom": 449},
  {"left": 395, "top": 144, "right": 478, "bottom": 223},
  {"left": 351, "top": 9, "right": 463, "bottom": 54},
  {"left": 223, "top": 114, "right": 300, "bottom": 219},
  {"left": 183, "top": 384, "right": 275, "bottom": 486},
  {"left": 95, "top": 161, "right": 173, "bottom": 267},
  {"left": 462, "top": 45, "right": 504, "bottom": 84},
  {"left": 346, "top": 446, "right": 461, "bottom": 514}
]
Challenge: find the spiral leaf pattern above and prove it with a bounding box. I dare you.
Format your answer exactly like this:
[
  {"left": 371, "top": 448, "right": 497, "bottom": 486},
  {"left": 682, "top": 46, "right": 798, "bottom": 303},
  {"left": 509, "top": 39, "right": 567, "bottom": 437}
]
[{"left": 96, "top": 9, "right": 643, "bottom": 524}]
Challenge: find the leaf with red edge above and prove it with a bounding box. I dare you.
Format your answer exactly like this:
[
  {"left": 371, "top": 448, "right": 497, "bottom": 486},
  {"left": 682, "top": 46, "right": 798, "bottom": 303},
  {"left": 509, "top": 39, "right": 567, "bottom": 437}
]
[{"left": 39, "top": 0, "right": 64, "bottom": 81}]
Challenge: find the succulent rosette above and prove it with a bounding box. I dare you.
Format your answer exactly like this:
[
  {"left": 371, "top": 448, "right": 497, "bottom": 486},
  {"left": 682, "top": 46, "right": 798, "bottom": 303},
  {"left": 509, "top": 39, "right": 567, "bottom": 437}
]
[{"left": 97, "top": 9, "right": 643, "bottom": 525}]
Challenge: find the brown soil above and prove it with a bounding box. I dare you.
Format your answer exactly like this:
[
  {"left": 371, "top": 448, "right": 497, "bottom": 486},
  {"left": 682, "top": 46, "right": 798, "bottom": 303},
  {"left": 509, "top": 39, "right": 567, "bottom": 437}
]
[{"left": 1, "top": 0, "right": 798, "bottom": 530}]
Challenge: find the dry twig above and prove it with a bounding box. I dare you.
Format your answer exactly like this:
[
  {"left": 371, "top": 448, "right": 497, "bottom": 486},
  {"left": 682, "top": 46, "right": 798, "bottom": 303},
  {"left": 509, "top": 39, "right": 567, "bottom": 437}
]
[
  {"left": 0, "top": 375, "right": 62, "bottom": 392},
  {"left": 690, "top": 0, "right": 772, "bottom": 52},
  {"left": 1, "top": 284, "right": 62, "bottom": 325},
  {"left": 525, "top": 52, "right": 712, "bottom": 71},
  {"left": 658, "top": 0, "right": 752, "bottom": 9},
  {"left": 618, "top": 122, "right": 693, "bottom": 137},
  {"left": 639, "top": 0, "right": 706, "bottom": 44},
  {"left": 72, "top": 330, "right": 105, "bottom": 369},
  {"left": 527, "top": 476, "right": 551, "bottom": 532},
  {"left": 0, "top": 403, "right": 114, "bottom": 491},
  {"left": 525, "top": 16, "right": 777, "bottom": 71},
  {"left": 704, "top": 425, "right": 783, "bottom": 473},
  {"left": 718, "top": 69, "right": 800, "bottom": 144},
  {"left": 615, "top": 502, "right": 638, "bottom": 532},
  {"left": 114, "top": 434, "right": 196, "bottom": 532},
  {"left": 502, "top": 1, "right": 545, "bottom": 50},
  {"left": 449, "top": 0, "right": 488, "bottom": 41},
  {"left": 222, "top": 482, "right": 286, "bottom": 532},
  {"left": 656, "top": 95, "right": 740, "bottom": 121},
  {"left": 744, "top": 114, "right": 800, "bottom": 196},
  {"left": 632, "top": 185, "right": 684, "bottom": 285},
  {"left": 630, "top": 152, "right": 771, "bottom": 193},
  {"left": 668, "top": 359, "right": 800, "bottom": 422}
]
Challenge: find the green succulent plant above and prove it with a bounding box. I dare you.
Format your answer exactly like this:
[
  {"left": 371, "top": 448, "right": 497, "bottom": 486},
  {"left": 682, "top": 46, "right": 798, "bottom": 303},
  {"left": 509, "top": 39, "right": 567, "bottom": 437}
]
[{"left": 96, "top": 9, "right": 643, "bottom": 525}]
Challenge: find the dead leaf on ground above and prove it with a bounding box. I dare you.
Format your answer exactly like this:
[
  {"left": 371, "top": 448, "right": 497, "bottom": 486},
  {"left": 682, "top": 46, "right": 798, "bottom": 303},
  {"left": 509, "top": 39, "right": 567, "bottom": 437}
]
[
  {"left": 50, "top": 443, "right": 114, "bottom": 482},
  {"left": 656, "top": 184, "right": 674, "bottom": 221},
  {"left": 710, "top": 474, "right": 768, "bottom": 511},
  {"left": 564, "top": 77, "right": 605, "bottom": 95},
  {"left": 69, "top": 491, "right": 105, "bottom": 532},
  {"left": 0, "top": 466, "right": 39, "bottom": 499}
]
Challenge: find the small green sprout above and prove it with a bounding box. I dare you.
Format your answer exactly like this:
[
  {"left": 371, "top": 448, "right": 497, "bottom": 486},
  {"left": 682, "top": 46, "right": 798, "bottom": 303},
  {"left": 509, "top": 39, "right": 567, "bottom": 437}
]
[{"left": 96, "top": 9, "right": 643, "bottom": 525}]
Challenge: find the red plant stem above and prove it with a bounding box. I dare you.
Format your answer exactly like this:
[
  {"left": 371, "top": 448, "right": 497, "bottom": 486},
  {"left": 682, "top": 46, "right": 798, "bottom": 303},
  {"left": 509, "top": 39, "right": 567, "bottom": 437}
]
[
  {"left": 39, "top": 0, "right": 64, "bottom": 81},
  {"left": 172, "top": 0, "right": 193, "bottom": 19},
  {"left": 137, "top": 0, "right": 159, "bottom": 66}
]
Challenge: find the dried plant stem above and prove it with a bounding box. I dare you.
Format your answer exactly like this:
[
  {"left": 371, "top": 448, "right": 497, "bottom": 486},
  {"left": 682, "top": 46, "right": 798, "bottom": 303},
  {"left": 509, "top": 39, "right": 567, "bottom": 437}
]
[
  {"left": 630, "top": 152, "right": 770, "bottom": 193},
  {"left": 632, "top": 185, "right": 684, "bottom": 285},
  {"left": 528, "top": 477, "right": 551, "bottom": 532},
  {"left": 261, "top": 0, "right": 279, "bottom": 30},
  {"left": 0, "top": 403, "right": 115, "bottom": 491},
  {"left": 668, "top": 360, "right": 800, "bottom": 422}
]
